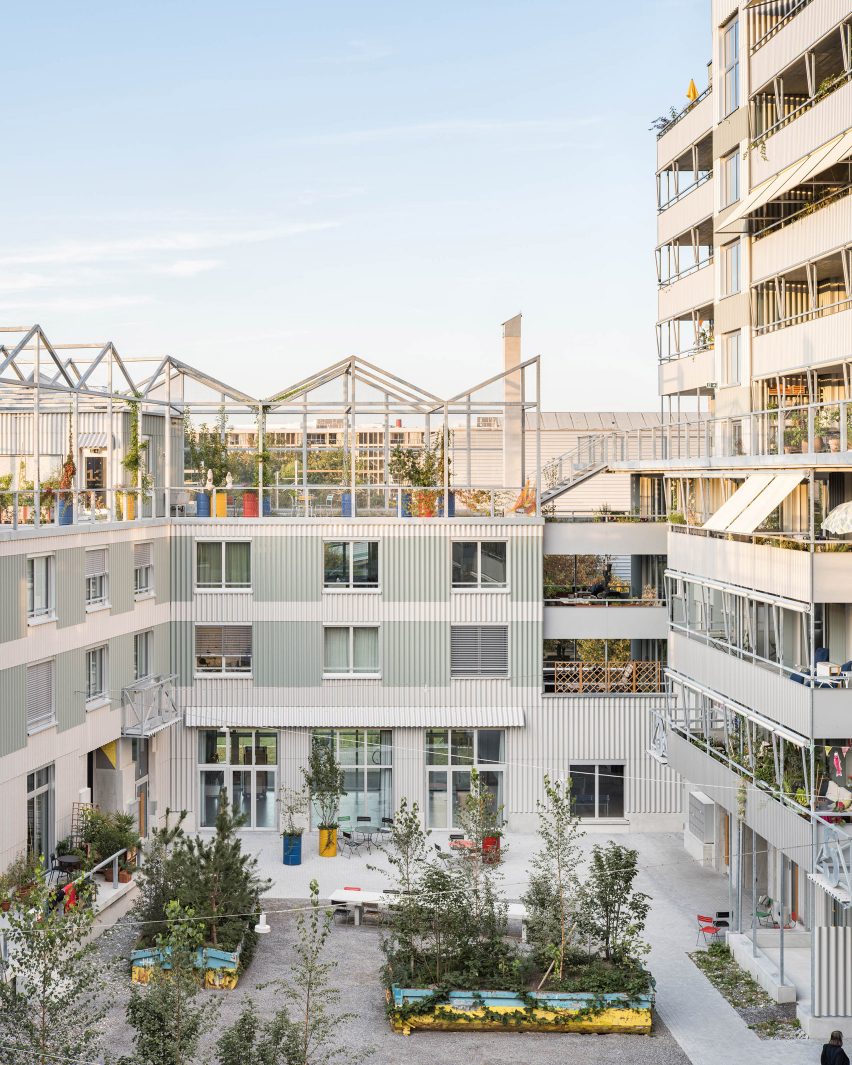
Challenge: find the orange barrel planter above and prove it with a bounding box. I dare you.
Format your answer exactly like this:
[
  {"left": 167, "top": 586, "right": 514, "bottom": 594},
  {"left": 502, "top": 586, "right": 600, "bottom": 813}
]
[
  {"left": 242, "top": 490, "right": 259, "bottom": 517},
  {"left": 482, "top": 836, "right": 501, "bottom": 864}
]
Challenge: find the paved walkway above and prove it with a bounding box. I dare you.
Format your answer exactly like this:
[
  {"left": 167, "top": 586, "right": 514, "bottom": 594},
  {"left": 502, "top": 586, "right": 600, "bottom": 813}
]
[{"left": 240, "top": 828, "right": 819, "bottom": 1064}]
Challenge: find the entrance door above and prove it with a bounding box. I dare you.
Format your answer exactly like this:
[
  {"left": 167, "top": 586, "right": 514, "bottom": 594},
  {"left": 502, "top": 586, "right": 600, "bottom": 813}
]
[
  {"left": 231, "top": 767, "right": 277, "bottom": 829},
  {"left": 84, "top": 455, "right": 106, "bottom": 511}
]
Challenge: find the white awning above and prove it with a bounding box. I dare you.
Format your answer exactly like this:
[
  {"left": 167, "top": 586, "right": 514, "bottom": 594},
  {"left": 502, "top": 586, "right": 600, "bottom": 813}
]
[
  {"left": 702, "top": 473, "right": 774, "bottom": 532},
  {"left": 78, "top": 432, "right": 109, "bottom": 449},
  {"left": 184, "top": 706, "right": 525, "bottom": 729},
  {"left": 718, "top": 129, "right": 852, "bottom": 235},
  {"left": 727, "top": 472, "right": 805, "bottom": 534}
]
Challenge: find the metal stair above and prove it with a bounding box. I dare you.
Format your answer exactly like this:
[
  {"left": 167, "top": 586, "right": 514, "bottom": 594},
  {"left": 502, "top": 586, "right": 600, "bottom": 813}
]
[{"left": 540, "top": 432, "right": 625, "bottom": 504}]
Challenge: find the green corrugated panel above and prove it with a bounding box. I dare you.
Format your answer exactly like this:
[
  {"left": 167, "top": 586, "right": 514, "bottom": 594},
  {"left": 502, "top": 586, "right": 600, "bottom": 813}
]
[
  {"left": 383, "top": 621, "right": 448, "bottom": 687},
  {"left": 108, "top": 632, "right": 135, "bottom": 699},
  {"left": 170, "top": 620, "right": 194, "bottom": 686},
  {"left": 511, "top": 618, "right": 541, "bottom": 688},
  {"left": 153, "top": 622, "right": 170, "bottom": 675},
  {"left": 56, "top": 546, "right": 85, "bottom": 629},
  {"left": 384, "top": 535, "right": 449, "bottom": 603},
  {"left": 254, "top": 621, "right": 323, "bottom": 686},
  {"left": 510, "top": 533, "right": 544, "bottom": 604},
  {"left": 253, "top": 537, "right": 322, "bottom": 602},
  {"left": 170, "top": 537, "right": 193, "bottom": 602},
  {"left": 56, "top": 647, "right": 86, "bottom": 732},
  {"left": 154, "top": 537, "right": 171, "bottom": 605},
  {"left": 0, "top": 665, "right": 26, "bottom": 755},
  {"left": 110, "top": 541, "right": 134, "bottom": 615},
  {"left": 0, "top": 555, "right": 26, "bottom": 643}
]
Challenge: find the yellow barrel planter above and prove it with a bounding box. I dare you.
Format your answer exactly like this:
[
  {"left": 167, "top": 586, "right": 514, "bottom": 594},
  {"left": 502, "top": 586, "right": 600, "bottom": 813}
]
[
  {"left": 387, "top": 987, "right": 653, "bottom": 1036},
  {"left": 318, "top": 827, "right": 338, "bottom": 857}
]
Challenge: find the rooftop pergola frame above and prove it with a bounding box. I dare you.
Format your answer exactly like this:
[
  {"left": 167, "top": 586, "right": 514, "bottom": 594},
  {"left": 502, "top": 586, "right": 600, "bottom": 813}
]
[{"left": 0, "top": 324, "right": 542, "bottom": 523}]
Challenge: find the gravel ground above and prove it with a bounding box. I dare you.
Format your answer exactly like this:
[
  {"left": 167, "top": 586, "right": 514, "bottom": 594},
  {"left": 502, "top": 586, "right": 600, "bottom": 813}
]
[{"left": 93, "top": 898, "right": 692, "bottom": 1065}]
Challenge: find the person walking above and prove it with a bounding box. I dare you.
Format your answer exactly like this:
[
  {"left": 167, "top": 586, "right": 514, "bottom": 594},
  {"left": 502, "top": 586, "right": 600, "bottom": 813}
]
[{"left": 822, "top": 1031, "right": 851, "bottom": 1065}]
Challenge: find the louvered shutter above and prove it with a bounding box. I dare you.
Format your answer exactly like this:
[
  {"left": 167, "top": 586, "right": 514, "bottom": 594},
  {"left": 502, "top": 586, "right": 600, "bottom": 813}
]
[
  {"left": 195, "top": 626, "right": 223, "bottom": 657},
  {"left": 134, "top": 543, "right": 153, "bottom": 568},
  {"left": 480, "top": 626, "right": 509, "bottom": 676},
  {"left": 451, "top": 627, "right": 481, "bottom": 676},
  {"left": 451, "top": 626, "right": 508, "bottom": 677},
  {"left": 27, "top": 660, "right": 54, "bottom": 731},
  {"left": 85, "top": 549, "right": 107, "bottom": 577},
  {"left": 222, "top": 626, "right": 252, "bottom": 657}
]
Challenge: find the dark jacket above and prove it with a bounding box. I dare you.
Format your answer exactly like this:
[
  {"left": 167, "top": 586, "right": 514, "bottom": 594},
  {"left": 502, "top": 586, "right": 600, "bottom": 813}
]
[{"left": 822, "top": 1044, "right": 850, "bottom": 1065}]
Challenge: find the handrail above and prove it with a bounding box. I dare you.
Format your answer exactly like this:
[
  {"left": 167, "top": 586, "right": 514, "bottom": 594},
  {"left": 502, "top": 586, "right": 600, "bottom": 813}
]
[
  {"left": 658, "top": 171, "right": 713, "bottom": 213},
  {"left": 544, "top": 597, "right": 665, "bottom": 607},
  {"left": 73, "top": 847, "right": 135, "bottom": 892},
  {"left": 751, "top": 181, "right": 852, "bottom": 242},
  {"left": 750, "top": 0, "right": 814, "bottom": 54},
  {"left": 754, "top": 297, "right": 852, "bottom": 335},
  {"left": 658, "top": 256, "right": 714, "bottom": 288},
  {"left": 751, "top": 69, "right": 852, "bottom": 146},
  {"left": 656, "top": 86, "right": 712, "bottom": 140}
]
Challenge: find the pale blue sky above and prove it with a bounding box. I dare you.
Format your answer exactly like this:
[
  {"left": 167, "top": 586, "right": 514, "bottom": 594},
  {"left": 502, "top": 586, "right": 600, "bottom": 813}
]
[{"left": 2, "top": 1, "right": 707, "bottom": 409}]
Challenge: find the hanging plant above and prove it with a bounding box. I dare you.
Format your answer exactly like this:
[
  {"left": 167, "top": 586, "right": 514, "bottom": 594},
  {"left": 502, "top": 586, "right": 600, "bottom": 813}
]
[
  {"left": 60, "top": 408, "right": 76, "bottom": 491},
  {"left": 122, "top": 398, "right": 152, "bottom": 494}
]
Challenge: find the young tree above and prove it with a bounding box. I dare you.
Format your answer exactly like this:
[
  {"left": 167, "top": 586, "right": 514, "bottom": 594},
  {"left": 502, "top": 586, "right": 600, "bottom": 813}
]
[
  {"left": 522, "top": 774, "right": 585, "bottom": 981},
  {"left": 217, "top": 999, "right": 297, "bottom": 1065},
  {"left": 375, "top": 798, "right": 429, "bottom": 894},
  {"left": 574, "top": 842, "right": 651, "bottom": 963},
  {"left": 134, "top": 808, "right": 187, "bottom": 940},
  {"left": 123, "top": 900, "right": 217, "bottom": 1065},
  {"left": 0, "top": 866, "right": 106, "bottom": 1065},
  {"left": 301, "top": 741, "right": 346, "bottom": 832}
]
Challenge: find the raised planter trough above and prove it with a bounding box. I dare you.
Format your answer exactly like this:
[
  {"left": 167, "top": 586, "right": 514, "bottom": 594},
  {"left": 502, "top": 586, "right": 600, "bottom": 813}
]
[
  {"left": 387, "top": 986, "right": 653, "bottom": 1035},
  {"left": 130, "top": 942, "right": 243, "bottom": 989}
]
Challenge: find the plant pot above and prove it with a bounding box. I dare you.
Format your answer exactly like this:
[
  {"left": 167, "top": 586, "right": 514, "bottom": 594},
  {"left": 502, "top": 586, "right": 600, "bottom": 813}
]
[
  {"left": 57, "top": 493, "right": 74, "bottom": 526},
  {"left": 262, "top": 494, "right": 271, "bottom": 516},
  {"left": 125, "top": 493, "right": 136, "bottom": 521},
  {"left": 436, "top": 491, "right": 456, "bottom": 517},
  {"left": 829, "top": 436, "right": 840, "bottom": 452},
  {"left": 214, "top": 492, "right": 227, "bottom": 517},
  {"left": 482, "top": 836, "right": 501, "bottom": 864},
  {"left": 801, "top": 439, "right": 810, "bottom": 454},
  {"left": 196, "top": 492, "right": 211, "bottom": 517},
  {"left": 118, "top": 869, "right": 132, "bottom": 884},
  {"left": 282, "top": 833, "right": 303, "bottom": 866},
  {"left": 341, "top": 491, "right": 352, "bottom": 517},
  {"left": 783, "top": 445, "right": 796, "bottom": 454},
  {"left": 318, "top": 827, "right": 337, "bottom": 858},
  {"left": 813, "top": 436, "right": 824, "bottom": 453},
  {"left": 243, "top": 490, "right": 259, "bottom": 517},
  {"left": 1, "top": 898, "right": 10, "bottom": 912}
]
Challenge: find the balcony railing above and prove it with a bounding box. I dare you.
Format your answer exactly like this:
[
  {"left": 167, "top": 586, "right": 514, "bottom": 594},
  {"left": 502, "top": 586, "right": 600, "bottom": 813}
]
[
  {"left": 655, "top": 86, "right": 712, "bottom": 140},
  {"left": 749, "top": 0, "right": 814, "bottom": 54},
  {"left": 122, "top": 674, "right": 181, "bottom": 738},
  {"left": 751, "top": 68, "right": 852, "bottom": 148},
  {"left": 545, "top": 659, "right": 664, "bottom": 694}
]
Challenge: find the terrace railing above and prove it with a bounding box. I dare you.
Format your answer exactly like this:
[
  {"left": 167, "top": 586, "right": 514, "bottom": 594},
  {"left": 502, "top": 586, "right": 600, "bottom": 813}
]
[{"left": 545, "top": 660, "right": 664, "bottom": 694}]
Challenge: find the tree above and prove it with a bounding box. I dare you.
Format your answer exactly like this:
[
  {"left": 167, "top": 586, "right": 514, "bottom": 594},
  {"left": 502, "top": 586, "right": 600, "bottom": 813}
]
[
  {"left": 522, "top": 775, "right": 584, "bottom": 981},
  {"left": 184, "top": 405, "right": 231, "bottom": 485},
  {"left": 0, "top": 865, "right": 106, "bottom": 1065},
  {"left": 574, "top": 842, "right": 651, "bottom": 963},
  {"left": 217, "top": 999, "right": 297, "bottom": 1065},
  {"left": 374, "top": 798, "right": 429, "bottom": 894},
  {"left": 123, "top": 900, "right": 217, "bottom": 1065},
  {"left": 301, "top": 740, "right": 345, "bottom": 830},
  {"left": 133, "top": 809, "right": 188, "bottom": 941}
]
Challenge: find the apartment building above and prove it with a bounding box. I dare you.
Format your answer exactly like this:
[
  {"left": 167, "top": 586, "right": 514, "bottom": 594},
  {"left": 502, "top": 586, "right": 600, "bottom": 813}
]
[
  {"left": 0, "top": 318, "right": 682, "bottom": 878},
  {"left": 647, "top": 0, "right": 852, "bottom": 1035}
]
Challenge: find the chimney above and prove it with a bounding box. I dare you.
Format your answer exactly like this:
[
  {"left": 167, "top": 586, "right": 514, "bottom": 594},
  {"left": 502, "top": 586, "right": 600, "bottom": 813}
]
[{"left": 502, "top": 314, "right": 523, "bottom": 488}]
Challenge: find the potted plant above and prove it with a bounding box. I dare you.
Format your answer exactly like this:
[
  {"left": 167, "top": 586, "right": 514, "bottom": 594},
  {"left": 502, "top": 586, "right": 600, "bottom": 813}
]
[
  {"left": 817, "top": 407, "right": 841, "bottom": 452},
  {"left": 388, "top": 438, "right": 452, "bottom": 518},
  {"left": 302, "top": 742, "right": 346, "bottom": 858},
  {"left": 3, "top": 851, "right": 39, "bottom": 904},
  {"left": 278, "top": 784, "right": 308, "bottom": 866},
  {"left": 58, "top": 412, "right": 76, "bottom": 526},
  {"left": 82, "top": 807, "right": 141, "bottom": 871},
  {"left": 458, "top": 768, "right": 506, "bottom": 865},
  {"left": 0, "top": 868, "right": 12, "bottom": 911},
  {"left": 783, "top": 413, "right": 805, "bottom": 454}
]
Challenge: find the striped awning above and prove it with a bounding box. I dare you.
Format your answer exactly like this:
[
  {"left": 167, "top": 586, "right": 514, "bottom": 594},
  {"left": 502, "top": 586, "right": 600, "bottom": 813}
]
[
  {"left": 78, "top": 432, "right": 109, "bottom": 449},
  {"left": 184, "top": 705, "right": 525, "bottom": 729}
]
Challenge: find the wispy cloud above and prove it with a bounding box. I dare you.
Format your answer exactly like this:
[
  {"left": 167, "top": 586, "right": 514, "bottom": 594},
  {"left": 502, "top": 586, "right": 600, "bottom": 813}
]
[
  {"left": 0, "top": 221, "right": 339, "bottom": 268},
  {"left": 154, "top": 258, "right": 223, "bottom": 278},
  {"left": 305, "top": 117, "right": 597, "bottom": 146}
]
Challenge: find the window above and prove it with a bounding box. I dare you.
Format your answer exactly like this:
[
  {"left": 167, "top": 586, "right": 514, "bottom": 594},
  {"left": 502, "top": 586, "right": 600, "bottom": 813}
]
[
  {"left": 570, "top": 764, "right": 625, "bottom": 819},
  {"left": 722, "top": 241, "right": 741, "bottom": 296},
  {"left": 450, "top": 626, "right": 509, "bottom": 677},
  {"left": 722, "top": 331, "right": 742, "bottom": 386},
  {"left": 27, "top": 555, "right": 54, "bottom": 620},
  {"left": 195, "top": 625, "right": 252, "bottom": 675},
  {"left": 85, "top": 549, "right": 109, "bottom": 608},
  {"left": 323, "top": 541, "right": 379, "bottom": 588},
  {"left": 196, "top": 541, "right": 251, "bottom": 589},
  {"left": 452, "top": 541, "right": 507, "bottom": 588},
  {"left": 722, "top": 17, "right": 739, "bottom": 116},
  {"left": 134, "top": 630, "right": 153, "bottom": 681},
  {"left": 85, "top": 645, "right": 108, "bottom": 704},
  {"left": 312, "top": 729, "right": 393, "bottom": 826},
  {"left": 134, "top": 542, "right": 154, "bottom": 597},
  {"left": 323, "top": 626, "right": 380, "bottom": 676},
  {"left": 426, "top": 728, "right": 505, "bottom": 828},
  {"left": 27, "top": 765, "right": 54, "bottom": 859},
  {"left": 26, "top": 660, "right": 55, "bottom": 733},
  {"left": 198, "top": 729, "right": 278, "bottom": 828},
  {"left": 722, "top": 150, "right": 740, "bottom": 207}
]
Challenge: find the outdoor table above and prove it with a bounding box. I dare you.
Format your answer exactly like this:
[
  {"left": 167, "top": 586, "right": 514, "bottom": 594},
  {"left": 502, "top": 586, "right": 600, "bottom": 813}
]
[
  {"left": 55, "top": 854, "right": 84, "bottom": 881},
  {"left": 448, "top": 838, "right": 475, "bottom": 851},
  {"left": 506, "top": 902, "right": 529, "bottom": 943},
  {"left": 329, "top": 888, "right": 386, "bottom": 927}
]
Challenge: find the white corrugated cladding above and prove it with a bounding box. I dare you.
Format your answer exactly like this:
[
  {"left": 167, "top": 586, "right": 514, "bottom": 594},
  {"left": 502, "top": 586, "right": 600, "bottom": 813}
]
[{"left": 184, "top": 705, "right": 525, "bottom": 728}]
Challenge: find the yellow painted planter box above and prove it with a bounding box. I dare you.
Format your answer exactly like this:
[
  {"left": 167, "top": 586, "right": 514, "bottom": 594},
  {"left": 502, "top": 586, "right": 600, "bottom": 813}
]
[
  {"left": 387, "top": 987, "right": 653, "bottom": 1036},
  {"left": 131, "top": 944, "right": 242, "bottom": 989},
  {"left": 319, "top": 827, "right": 338, "bottom": 857}
]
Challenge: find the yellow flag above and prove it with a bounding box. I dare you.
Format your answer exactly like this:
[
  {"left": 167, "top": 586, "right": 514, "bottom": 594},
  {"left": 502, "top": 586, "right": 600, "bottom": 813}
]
[{"left": 686, "top": 79, "right": 698, "bottom": 102}]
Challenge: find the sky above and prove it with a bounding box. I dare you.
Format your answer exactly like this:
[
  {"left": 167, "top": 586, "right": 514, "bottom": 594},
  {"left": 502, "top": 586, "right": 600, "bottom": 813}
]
[{"left": 1, "top": 1, "right": 708, "bottom": 410}]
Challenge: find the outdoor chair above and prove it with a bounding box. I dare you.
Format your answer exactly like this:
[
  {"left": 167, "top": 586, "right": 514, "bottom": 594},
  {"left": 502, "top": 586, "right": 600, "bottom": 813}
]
[
  {"left": 449, "top": 833, "right": 464, "bottom": 841},
  {"left": 755, "top": 896, "right": 774, "bottom": 926},
  {"left": 816, "top": 647, "right": 830, "bottom": 663},
  {"left": 332, "top": 902, "right": 353, "bottom": 924},
  {"left": 715, "top": 910, "right": 730, "bottom": 928},
  {"left": 339, "top": 831, "right": 367, "bottom": 859},
  {"left": 696, "top": 915, "right": 722, "bottom": 946},
  {"left": 356, "top": 815, "right": 374, "bottom": 851},
  {"left": 381, "top": 817, "right": 394, "bottom": 828}
]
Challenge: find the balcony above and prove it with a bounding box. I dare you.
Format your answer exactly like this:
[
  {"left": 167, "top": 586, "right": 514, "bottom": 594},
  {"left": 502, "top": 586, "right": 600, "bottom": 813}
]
[
  {"left": 658, "top": 264, "right": 715, "bottom": 325},
  {"left": 122, "top": 674, "right": 181, "bottom": 738},
  {"left": 751, "top": 305, "right": 851, "bottom": 378},
  {"left": 751, "top": 185, "right": 852, "bottom": 281},
  {"left": 543, "top": 659, "right": 663, "bottom": 695},
  {"left": 657, "top": 175, "right": 714, "bottom": 246},
  {"left": 656, "top": 90, "right": 713, "bottom": 171},
  {"left": 544, "top": 601, "right": 668, "bottom": 640},
  {"left": 543, "top": 520, "right": 667, "bottom": 556},
  {"left": 750, "top": 0, "right": 849, "bottom": 101},
  {"left": 658, "top": 344, "right": 716, "bottom": 399}
]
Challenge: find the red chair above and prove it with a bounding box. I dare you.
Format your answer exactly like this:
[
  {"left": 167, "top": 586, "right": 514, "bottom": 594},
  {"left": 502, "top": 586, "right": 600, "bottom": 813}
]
[{"left": 696, "top": 915, "right": 722, "bottom": 946}]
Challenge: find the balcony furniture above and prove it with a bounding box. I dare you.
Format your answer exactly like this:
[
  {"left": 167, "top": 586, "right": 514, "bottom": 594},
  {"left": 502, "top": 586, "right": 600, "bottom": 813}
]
[
  {"left": 381, "top": 817, "right": 394, "bottom": 828},
  {"left": 696, "top": 916, "right": 723, "bottom": 946},
  {"left": 815, "top": 647, "right": 830, "bottom": 664},
  {"left": 715, "top": 910, "right": 730, "bottom": 929},
  {"left": 339, "top": 831, "right": 367, "bottom": 859},
  {"left": 755, "top": 897, "right": 774, "bottom": 927},
  {"left": 816, "top": 662, "right": 841, "bottom": 678},
  {"left": 328, "top": 887, "right": 385, "bottom": 927}
]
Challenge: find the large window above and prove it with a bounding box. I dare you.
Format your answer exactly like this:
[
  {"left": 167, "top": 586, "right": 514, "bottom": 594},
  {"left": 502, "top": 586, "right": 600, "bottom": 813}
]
[
  {"left": 722, "top": 240, "right": 741, "bottom": 296},
  {"left": 426, "top": 728, "right": 505, "bottom": 829},
  {"left": 313, "top": 730, "right": 393, "bottom": 826},
  {"left": 27, "top": 765, "right": 54, "bottom": 859},
  {"left": 722, "top": 150, "right": 740, "bottom": 207},
  {"left": 198, "top": 729, "right": 277, "bottom": 828},
  {"left": 722, "top": 331, "right": 742, "bottom": 386},
  {"left": 134, "top": 542, "right": 154, "bottom": 598},
  {"left": 450, "top": 626, "right": 509, "bottom": 677},
  {"left": 452, "top": 541, "right": 507, "bottom": 588},
  {"left": 196, "top": 541, "right": 251, "bottom": 589},
  {"left": 85, "top": 549, "right": 109, "bottom": 608},
  {"left": 722, "top": 17, "right": 739, "bottom": 116},
  {"left": 27, "top": 555, "right": 54, "bottom": 620},
  {"left": 195, "top": 625, "right": 253, "bottom": 675},
  {"left": 85, "top": 645, "right": 108, "bottom": 704},
  {"left": 26, "top": 660, "right": 55, "bottom": 733},
  {"left": 134, "top": 630, "right": 153, "bottom": 681},
  {"left": 323, "top": 541, "right": 379, "bottom": 588},
  {"left": 570, "top": 764, "right": 625, "bottom": 819},
  {"left": 323, "top": 625, "right": 380, "bottom": 676}
]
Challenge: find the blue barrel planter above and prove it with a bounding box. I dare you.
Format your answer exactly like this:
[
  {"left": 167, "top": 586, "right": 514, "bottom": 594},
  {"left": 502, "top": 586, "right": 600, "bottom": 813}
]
[
  {"left": 195, "top": 492, "right": 211, "bottom": 517},
  {"left": 57, "top": 494, "right": 74, "bottom": 526},
  {"left": 400, "top": 492, "right": 412, "bottom": 517},
  {"left": 437, "top": 492, "right": 456, "bottom": 517},
  {"left": 262, "top": 495, "right": 271, "bottom": 516},
  {"left": 282, "top": 834, "right": 302, "bottom": 866},
  {"left": 341, "top": 491, "right": 352, "bottom": 517}
]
